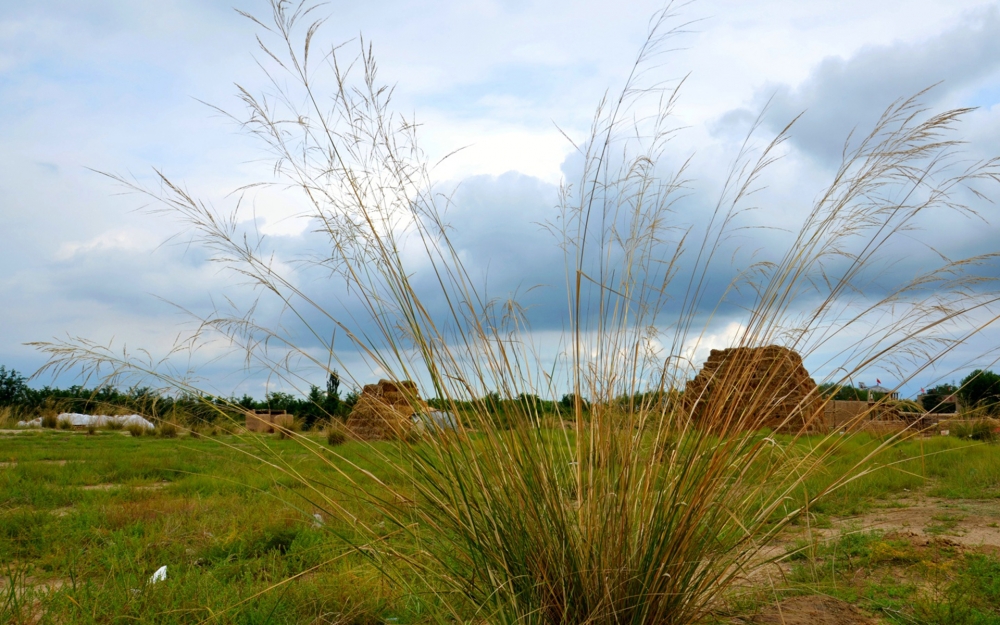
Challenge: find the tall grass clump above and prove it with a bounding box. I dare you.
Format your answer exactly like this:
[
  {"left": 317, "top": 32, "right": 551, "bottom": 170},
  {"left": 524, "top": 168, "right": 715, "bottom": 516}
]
[
  {"left": 32, "top": 2, "right": 1000, "bottom": 623},
  {"left": 155, "top": 421, "right": 178, "bottom": 438},
  {"left": 325, "top": 424, "right": 347, "bottom": 446},
  {"left": 0, "top": 405, "right": 17, "bottom": 428}
]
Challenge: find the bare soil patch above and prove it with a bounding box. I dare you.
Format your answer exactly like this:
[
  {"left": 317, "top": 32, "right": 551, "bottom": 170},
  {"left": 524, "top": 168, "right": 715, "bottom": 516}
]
[
  {"left": 818, "top": 495, "right": 1000, "bottom": 548},
  {"left": 0, "top": 459, "right": 74, "bottom": 468},
  {"left": 750, "top": 596, "right": 877, "bottom": 625},
  {"left": 79, "top": 481, "right": 169, "bottom": 491}
]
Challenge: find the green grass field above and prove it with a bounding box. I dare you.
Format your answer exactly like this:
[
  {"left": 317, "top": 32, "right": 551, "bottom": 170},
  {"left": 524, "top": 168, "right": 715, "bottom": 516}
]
[
  {"left": 0, "top": 429, "right": 434, "bottom": 624},
  {"left": 4, "top": 429, "right": 1000, "bottom": 624}
]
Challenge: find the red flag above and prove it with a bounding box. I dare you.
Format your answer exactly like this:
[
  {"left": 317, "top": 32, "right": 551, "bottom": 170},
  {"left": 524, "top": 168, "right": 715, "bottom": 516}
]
[
  {"left": 877, "top": 378, "right": 881, "bottom": 385},
  {"left": 921, "top": 387, "right": 926, "bottom": 394}
]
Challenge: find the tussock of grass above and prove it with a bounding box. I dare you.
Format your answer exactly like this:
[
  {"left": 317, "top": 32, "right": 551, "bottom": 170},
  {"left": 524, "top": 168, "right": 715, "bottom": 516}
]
[
  {"left": 155, "top": 422, "right": 178, "bottom": 438},
  {"left": 948, "top": 418, "right": 1000, "bottom": 442},
  {"left": 325, "top": 425, "right": 347, "bottom": 446},
  {"left": 0, "top": 405, "right": 19, "bottom": 428}
]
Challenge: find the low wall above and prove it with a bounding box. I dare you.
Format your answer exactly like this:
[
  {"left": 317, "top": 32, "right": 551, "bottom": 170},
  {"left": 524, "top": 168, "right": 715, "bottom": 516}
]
[
  {"left": 822, "top": 401, "right": 871, "bottom": 431},
  {"left": 246, "top": 411, "right": 293, "bottom": 433}
]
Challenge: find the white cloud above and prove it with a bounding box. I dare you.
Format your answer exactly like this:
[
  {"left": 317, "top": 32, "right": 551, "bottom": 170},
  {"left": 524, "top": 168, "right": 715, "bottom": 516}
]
[{"left": 55, "top": 228, "right": 159, "bottom": 260}]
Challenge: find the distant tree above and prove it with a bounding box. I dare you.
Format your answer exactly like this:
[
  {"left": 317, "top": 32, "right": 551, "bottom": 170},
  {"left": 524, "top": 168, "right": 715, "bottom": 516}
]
[
  {"left": 921, "top": 383, "right": 957, "bottom": 413},
  {"left": 559, "top": 393, "right": 589, "bottom": 412},
  {"left": 235, "top": 394, "right": 257, "bottom": 410},
  {"left": 959, "top": 370, "right": 1000, "bottom": 412},
  {"left": 295, "top": 385, "right": 325, "bottom": 429},
  {"left": 343, "top": 390, "right": 360, "bottom": 412},
  {"left": 324, "top": 370, "right": 341, "bottom": 416},
  {"left": 517, "top": 393, "right": 539, "bottom": 406},
  {"left": 0, "top": 366, "right": 29, "bottom": 406},
  {"left": 266, "top": 391, "right": 297, "bottom": 413}
]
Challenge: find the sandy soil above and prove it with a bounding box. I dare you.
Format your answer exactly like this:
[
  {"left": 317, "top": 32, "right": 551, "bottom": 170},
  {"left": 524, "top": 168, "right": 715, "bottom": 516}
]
[
  {"left": 0, "top": 459, "right": 73, "bottom": 467},
  {"left": 806, "top": 495, "right": 1000, "bottom": 549},
  {"left": 733, "top": 490, "right": 1000, "bottom": 623},
  {"left": 78, "top": 481, "right": 169, "bottom": 491},
  {"left": 749, "top": 596, "right": 878, "bottom": 625}
]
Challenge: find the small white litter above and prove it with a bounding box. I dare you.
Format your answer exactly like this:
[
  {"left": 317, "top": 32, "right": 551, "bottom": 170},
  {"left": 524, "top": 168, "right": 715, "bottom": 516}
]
[
  {"left": 149, "top": 565, "right": 167, "bottom": 584},
  {"left": 312, "top": 513, "right": 325, "bottom": 528}
]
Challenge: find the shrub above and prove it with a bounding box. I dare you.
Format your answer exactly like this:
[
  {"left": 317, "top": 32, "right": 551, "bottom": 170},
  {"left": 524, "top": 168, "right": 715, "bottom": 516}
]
[
  {"left": 950, "top": 419, "right": 999, "bottom": 442},
  {"left": 156, "top": 422, "right": 178, "bottom": 438},
  {"left": 923, "top": 383, "right": 959, "bottom": 413},
  {"left": 0, "top": 366, "right": 28, "bottom": 406},
  {"left": 960, "top": 370, "right": 1000, "bottom": 413},
  {"left": 325, "top": 426, "right": 346, "bottom": 446}
]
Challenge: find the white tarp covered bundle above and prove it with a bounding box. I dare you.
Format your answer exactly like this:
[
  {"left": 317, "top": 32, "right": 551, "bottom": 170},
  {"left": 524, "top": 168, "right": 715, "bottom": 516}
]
[
  {"left": 411, "top": 410, "right": 459, "bottom": 432},
  {"left": 17, "top": 413, "right": 156, "bottom": 430}
]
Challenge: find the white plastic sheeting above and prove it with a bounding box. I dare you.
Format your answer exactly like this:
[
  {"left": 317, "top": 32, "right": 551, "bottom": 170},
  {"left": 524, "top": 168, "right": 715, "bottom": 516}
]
[
  {"left": 17, "top": 412, "right": 156, "bottom": 430},
  {"left": 411, "top": 410, "right": 459, "bottom": 432}
]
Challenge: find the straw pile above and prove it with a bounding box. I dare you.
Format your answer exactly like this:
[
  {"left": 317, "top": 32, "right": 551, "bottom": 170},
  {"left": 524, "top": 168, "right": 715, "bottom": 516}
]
[
  {"left": 346, "top": 379, "right": 429, "bottom": 440},
  {"left": 684, "top": 346, "right": 824, "bottom": 434}
]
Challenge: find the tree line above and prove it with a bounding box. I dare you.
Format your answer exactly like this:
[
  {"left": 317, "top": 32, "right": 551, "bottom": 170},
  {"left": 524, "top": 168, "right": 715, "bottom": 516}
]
[
  {"left": 819, "top": 370, "right": 1000, "bottom": 414},
  {"left": 0, "top": 366, "right": 357, "bottom": 430}
]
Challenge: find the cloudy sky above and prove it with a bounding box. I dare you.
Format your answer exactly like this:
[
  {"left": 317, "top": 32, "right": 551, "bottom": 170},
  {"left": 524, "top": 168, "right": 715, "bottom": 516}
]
[{"left": 3, "top": 0, "right": 1000, "bottom": 399}]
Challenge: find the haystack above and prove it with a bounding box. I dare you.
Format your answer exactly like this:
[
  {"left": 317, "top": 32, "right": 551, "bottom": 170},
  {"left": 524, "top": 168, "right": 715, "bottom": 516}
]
[
  {"left": 684, "top": 345, "right": 824, "bottom": 434},
  {"left": 346, "top": 379, "right": 429, "bottom": 440}
]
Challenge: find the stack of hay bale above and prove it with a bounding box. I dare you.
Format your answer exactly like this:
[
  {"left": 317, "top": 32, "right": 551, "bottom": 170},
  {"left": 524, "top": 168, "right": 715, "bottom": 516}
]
[
  {"left": 346, "top": 379, "right": 429, "bottom": 440},
  {"left": 684, "top": 345, "right": 824, "bottom": 434}
]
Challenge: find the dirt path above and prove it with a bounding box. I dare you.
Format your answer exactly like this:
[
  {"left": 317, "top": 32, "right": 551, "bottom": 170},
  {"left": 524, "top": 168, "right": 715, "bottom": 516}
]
[
  {"left": 748, "top": 596, "right": 877, "bottom": 625},
  {"left": 811, "top": 495, "right": 1000, "bottom": 549}
]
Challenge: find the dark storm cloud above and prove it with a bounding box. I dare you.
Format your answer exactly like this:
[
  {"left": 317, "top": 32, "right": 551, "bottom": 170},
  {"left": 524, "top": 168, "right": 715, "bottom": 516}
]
[{"left": 716, "top": 6, "right": 1000, "bottom": 166}]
